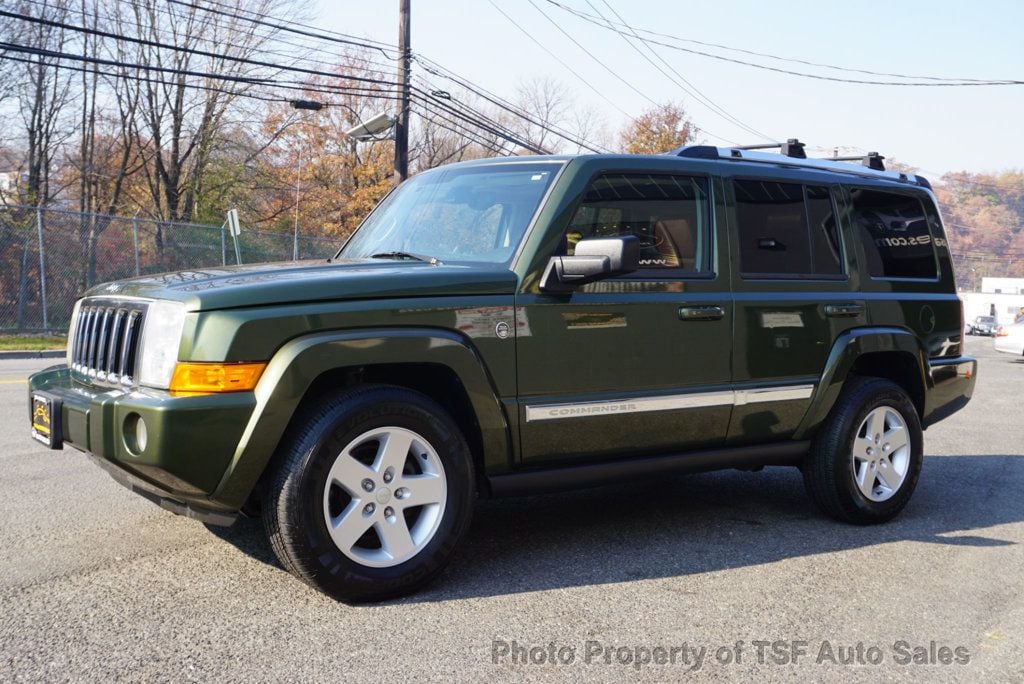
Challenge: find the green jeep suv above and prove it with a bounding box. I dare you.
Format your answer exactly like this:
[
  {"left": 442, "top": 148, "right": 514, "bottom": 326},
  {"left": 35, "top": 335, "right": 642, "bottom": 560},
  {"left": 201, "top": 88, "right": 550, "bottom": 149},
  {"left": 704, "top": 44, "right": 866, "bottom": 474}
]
[{"left": 29, "top": 143, "right": 977, "bottom": 602}]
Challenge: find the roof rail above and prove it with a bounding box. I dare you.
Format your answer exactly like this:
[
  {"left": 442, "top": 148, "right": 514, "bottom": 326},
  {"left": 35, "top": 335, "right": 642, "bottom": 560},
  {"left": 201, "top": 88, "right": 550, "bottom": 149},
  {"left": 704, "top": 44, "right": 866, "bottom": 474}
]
[{"left": 669, "top": 143, "right": 930, "bottom": 189}]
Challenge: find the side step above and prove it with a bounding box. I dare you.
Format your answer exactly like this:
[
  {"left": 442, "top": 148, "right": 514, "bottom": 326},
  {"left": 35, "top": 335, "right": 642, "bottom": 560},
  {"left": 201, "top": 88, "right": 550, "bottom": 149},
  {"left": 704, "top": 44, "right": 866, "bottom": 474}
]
[{"left": 487, "top": 441, "right": 809, "bottom": 498}]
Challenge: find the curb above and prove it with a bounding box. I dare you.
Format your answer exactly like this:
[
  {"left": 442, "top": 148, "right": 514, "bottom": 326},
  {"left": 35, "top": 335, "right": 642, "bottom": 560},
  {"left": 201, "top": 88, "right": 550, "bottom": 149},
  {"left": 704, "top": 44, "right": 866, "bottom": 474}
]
[{"left": 0, "top": 350, "right": 65, "bottom": 360}]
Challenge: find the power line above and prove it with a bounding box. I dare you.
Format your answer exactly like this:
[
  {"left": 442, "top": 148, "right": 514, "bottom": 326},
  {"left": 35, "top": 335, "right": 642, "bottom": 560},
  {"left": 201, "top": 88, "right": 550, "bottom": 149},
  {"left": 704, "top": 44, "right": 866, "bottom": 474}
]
[
  {"left": 17, "top": 0, "right": 401, "bottom": 80},
  {"left": 525, "top": 0, "right": 657, "bottom": 107},
  {"left": 0, "top": 50, "right": 290, "bottom": 105},
  {"left": 0, "top": 8, "right": 403, "bottom": 90},
  {"left": 150, "top": 1, "right": 609, "bottom": 154},
  {"left": 544, "top": 0, "right": 1023, "bottom": 87},
  {"left": 516, "top": 0, "right": 747, "bottom": 145},
  {"left": 168, "top": 0, "right": 400, "bottom": 61},
  {"left": 412, "top": 79, "right": 549, "bottom": 153},
  {"left": 0, "top": 40, "right": 402, "bottom": 109},
  {"left": 547, "top": 0, "right": 1020, "bottom": 85},
  {"left": 590, "top": 0, "right": 771, "bottom": 142},
  {"left": 411, "top": 87, "right": 546, "bottom": 153},
  {"left": 484, "top": 0, "right": 633, "bottom": 120},
  {"left": 412, "top": 103, "right": 516, "bottom": 157},
  {"left": 413, "top": 58, "right": 609, "bottom": 153}
]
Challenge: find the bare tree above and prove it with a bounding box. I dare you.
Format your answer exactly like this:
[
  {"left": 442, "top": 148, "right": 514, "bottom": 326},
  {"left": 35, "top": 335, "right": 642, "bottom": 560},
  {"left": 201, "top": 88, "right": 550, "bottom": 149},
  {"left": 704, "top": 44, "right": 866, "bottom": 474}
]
[
  {"left": 6, "top": 0, "right": 76, "bottom": 205},
  {"left": 511, "top": 76, "right": 568, "bottom": 153},
  {"left": 69, "top": 0, "right": 148, "bottom": 286},
  {"left": 121, "top": 0, "right": 297, "bottom": 238}
]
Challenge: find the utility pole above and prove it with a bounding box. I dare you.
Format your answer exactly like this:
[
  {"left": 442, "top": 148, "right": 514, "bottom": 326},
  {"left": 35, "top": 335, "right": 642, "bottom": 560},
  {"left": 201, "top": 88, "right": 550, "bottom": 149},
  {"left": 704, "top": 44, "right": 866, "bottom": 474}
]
[{"left": 394, "top": 0, "right": 411, "bottom": 184}]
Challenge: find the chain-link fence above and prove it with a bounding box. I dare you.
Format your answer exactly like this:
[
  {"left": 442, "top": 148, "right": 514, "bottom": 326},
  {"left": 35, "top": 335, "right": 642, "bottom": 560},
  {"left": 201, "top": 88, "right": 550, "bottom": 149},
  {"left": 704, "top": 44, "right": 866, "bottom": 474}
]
[{"left": 0, "top": 205, "right": 339, "bottom": 334}]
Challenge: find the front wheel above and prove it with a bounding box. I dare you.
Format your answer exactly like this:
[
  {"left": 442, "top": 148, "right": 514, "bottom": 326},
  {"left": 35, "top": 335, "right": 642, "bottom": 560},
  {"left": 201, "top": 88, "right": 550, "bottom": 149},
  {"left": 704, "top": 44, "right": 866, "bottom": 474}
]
[
  {"left": 803, "top": 377, "right": 923, "bottom": 525},
  {"left": 262, "top": 385, "right": 475, "bottom": 602}
]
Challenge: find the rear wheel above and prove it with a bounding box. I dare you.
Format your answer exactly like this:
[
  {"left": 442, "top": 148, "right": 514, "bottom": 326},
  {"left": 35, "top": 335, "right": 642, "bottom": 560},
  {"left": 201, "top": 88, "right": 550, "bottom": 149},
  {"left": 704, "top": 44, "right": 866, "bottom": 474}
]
[
  {"left": 262, "top": 385, "right": 475, "bottom": 602},
  {"left": 803, "top": 377, "right": 923, "bottom": 524}
]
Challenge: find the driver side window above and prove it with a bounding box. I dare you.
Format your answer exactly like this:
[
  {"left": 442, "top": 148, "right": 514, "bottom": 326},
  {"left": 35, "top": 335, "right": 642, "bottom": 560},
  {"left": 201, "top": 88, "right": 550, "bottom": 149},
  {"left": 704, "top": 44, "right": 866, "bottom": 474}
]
[{"left": 564, "top": 173, "right": 711, "bottom": 273}]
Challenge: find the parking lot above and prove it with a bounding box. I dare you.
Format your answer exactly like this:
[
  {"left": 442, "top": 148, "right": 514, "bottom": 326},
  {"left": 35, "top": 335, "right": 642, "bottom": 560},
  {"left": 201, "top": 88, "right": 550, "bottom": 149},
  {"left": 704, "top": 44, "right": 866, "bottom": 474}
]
[{"left": 0, "top": 336, "right": 1021, "bottom": 682}]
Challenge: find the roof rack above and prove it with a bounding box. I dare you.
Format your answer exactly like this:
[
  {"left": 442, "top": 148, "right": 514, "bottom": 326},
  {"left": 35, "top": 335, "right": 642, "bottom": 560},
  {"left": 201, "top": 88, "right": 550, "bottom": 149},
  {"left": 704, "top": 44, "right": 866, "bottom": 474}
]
[
  {"left": 829, "top": 151, "right": 886, "bottom": 171},
  {"left": 733, "top": 138, "right": 806, "bottom": 159},
  {"left": 669, "top": 140, "right": 930, "bottom": 189}
]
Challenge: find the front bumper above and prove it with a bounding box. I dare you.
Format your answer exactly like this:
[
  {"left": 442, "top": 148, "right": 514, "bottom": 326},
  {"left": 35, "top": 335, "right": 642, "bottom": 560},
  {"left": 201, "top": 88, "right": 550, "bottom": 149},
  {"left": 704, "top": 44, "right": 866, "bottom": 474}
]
[
  {"left": 922, "top": 356, "right": 977, "bottom": 428},
  {"left": 28, "top": 365, "right": 257, "bottom": 524}
]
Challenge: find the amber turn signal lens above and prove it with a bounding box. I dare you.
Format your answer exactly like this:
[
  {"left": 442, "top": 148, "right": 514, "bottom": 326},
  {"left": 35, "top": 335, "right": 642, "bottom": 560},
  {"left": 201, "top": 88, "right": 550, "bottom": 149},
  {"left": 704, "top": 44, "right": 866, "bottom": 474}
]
[{"left": 169, "top": 362, "right": 266, "bottom": 395}]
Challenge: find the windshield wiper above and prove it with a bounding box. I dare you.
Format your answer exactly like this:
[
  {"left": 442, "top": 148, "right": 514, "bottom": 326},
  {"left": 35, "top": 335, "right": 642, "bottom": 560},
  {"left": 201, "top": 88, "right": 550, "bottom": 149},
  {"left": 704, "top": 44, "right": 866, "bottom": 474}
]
[{"left": 369, "top": 251, "right": 440, "bottom": 265}]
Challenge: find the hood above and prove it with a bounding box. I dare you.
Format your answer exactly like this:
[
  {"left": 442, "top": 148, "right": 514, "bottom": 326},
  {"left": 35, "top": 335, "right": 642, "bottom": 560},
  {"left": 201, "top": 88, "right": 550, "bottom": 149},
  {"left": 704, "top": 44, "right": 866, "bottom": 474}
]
[{"left": 84, "top": 258, "right": 519, "bottom": 311}]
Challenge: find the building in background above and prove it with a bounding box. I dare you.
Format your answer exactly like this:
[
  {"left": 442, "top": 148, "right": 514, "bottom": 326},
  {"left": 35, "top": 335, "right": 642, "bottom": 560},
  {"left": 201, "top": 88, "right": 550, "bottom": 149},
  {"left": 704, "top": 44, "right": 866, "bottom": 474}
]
[
  {"left": 962, "top": 279, "right": 1024, "bottom": 326},
  {"left": 981, "top": 277, "right": 1024, "bottom": 295}
]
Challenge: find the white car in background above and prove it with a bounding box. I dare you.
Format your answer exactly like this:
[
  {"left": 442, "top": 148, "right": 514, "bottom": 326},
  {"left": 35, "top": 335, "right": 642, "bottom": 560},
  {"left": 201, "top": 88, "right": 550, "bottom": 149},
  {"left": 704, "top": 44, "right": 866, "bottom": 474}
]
[{"left": 994, "top": 322, "right": 1024, "bottom": 357}]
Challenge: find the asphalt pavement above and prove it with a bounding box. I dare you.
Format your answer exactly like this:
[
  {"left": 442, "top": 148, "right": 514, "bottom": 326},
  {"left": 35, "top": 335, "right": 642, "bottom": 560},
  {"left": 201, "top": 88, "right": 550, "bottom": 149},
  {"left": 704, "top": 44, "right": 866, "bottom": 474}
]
[{"left": 1, "top": 337, "right": 1022, "bottom": 682}]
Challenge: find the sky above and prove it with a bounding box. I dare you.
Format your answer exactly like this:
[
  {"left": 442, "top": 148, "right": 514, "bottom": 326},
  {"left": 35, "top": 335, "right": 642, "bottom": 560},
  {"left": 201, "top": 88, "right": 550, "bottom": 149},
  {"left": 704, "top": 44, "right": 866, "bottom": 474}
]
[{"left": 315, "top": 0, "right": 1024, "bottom": 178}]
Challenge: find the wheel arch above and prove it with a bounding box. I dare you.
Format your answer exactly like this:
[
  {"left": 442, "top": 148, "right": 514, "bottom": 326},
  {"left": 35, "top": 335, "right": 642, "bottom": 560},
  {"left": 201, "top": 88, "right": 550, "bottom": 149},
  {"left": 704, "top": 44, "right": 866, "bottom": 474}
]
[
  {"left": 211, "top": 327, "right": 511, "bottom": 511},
  {"left": 795, "top": 327, "right": 928, "bottom": 440}
]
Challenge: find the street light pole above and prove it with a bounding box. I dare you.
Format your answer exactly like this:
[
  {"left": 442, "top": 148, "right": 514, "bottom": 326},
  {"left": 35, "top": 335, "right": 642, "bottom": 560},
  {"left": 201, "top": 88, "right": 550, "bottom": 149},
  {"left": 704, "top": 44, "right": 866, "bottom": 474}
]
[
  {"left": 288, "top": 100, "right": 324, "bottom": 261},
  {"left": 394, "top": 0, "right": 411, "bottom": 183},
  {"left": 293, "top": 156, "right": 301, "bottom": 261}
]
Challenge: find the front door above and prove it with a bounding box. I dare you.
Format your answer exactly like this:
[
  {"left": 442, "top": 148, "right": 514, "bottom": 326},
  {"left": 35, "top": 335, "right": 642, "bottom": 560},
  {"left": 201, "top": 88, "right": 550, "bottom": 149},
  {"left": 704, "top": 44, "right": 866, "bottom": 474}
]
[{"left": 515, "top": 171, "right": 733, "bottom": 465}]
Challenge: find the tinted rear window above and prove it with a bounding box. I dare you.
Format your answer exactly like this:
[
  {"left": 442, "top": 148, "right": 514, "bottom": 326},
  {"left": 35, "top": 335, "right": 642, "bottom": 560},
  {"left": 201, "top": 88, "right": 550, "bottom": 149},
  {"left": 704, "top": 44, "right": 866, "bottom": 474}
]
[
  {"left": 850, "top": 188, "right": 937, "bottom": 279},
  {"left": 733, "top": 180, "right": 843, "bottom": 278}
]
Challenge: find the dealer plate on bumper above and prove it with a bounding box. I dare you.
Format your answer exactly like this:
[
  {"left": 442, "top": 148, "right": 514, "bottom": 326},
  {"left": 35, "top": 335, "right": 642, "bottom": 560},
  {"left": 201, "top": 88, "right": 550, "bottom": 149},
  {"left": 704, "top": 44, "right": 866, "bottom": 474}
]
[{"left": 30, "top": 391, "right": 62, "bottom": 449}]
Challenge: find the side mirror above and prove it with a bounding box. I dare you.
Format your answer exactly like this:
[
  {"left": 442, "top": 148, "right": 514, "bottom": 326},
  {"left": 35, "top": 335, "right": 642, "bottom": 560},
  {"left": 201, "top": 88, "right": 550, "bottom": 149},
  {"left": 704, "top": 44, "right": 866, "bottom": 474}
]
[{"left": 540, "top": 236, "right": 640, "bottom": 292}]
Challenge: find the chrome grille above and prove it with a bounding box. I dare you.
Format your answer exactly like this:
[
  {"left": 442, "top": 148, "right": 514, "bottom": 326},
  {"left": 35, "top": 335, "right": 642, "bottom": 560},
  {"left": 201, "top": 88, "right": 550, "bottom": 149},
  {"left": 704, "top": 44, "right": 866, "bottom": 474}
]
[{"left": 70, "top": 299, "right": 146, "bottom": 385}]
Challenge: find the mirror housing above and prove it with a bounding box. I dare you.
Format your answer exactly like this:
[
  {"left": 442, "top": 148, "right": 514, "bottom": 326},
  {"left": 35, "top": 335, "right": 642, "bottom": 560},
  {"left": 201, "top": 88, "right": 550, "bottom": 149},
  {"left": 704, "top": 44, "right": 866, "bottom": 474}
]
[{"left": 540, "top": 236, "right": 640, "bottom": 292}]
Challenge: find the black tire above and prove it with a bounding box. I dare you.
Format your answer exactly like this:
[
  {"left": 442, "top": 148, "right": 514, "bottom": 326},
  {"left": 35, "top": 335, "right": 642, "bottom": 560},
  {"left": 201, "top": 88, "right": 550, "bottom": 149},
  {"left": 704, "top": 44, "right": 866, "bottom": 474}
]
[
  {"left": 802, "top": 377, "right": 923, "bottom": 525},
  {"left": 262, "top": 384, "right": 475, "bottom": 603}
]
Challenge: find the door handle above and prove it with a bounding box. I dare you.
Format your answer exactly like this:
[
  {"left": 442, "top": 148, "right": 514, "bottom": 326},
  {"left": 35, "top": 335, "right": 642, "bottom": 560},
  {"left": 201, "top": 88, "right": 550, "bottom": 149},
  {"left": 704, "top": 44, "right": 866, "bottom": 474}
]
[
  {"left": 678, "top": 305, "right": 725, "bottom": 321},
  {"left": 824, "top": 303, "right": 864, "bottom": 318}
]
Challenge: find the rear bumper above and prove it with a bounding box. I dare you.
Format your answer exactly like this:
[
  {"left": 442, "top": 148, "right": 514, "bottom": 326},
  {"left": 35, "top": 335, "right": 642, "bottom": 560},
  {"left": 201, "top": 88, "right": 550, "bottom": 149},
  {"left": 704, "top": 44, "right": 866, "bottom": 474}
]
[
  {"left": 28, "top": 365, "right": 256, "bottom": 524},
  {"left": 922, "top": 356, "right": 976, "bottom": 428}
]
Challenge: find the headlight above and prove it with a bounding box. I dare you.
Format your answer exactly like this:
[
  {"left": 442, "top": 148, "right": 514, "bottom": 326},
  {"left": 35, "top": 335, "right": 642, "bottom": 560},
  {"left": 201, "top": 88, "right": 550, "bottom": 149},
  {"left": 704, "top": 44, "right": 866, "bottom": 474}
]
[
  {"left": 137, "top": 300, "right": 187, "bottom": 389},
  {"left": 66, "top": 299, "right": 82, "bottom": 366}
]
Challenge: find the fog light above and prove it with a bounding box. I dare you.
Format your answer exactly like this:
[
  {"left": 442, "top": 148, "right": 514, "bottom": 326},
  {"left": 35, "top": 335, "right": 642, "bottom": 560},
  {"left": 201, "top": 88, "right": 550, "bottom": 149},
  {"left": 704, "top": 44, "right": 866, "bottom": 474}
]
[{"left": 124, "top": 413, "right": 148, "bottom": 456}]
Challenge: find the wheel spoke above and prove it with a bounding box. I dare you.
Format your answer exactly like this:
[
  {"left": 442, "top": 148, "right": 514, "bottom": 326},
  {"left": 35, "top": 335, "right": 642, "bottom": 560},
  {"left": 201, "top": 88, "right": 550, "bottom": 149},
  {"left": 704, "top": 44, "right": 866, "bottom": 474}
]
[
  {"left": 884, "top": 424, "right": 909, "bottom": 454},
  {"left": 875, "top": 458, "right": 902, "bottom": 491},
  {"left": 375, "top": 430, "right": 414, "bottom": 474},
  {"left": 328, "top": 452, "right": 377, "bottom": 495},
  {"left": 856, "top": 461, "right": 877, "bottom": 498},
  {"left": 853, "top": 437, "right": 874, "bottom": 460},
  {"left": 864, "top": 407, "right": 884, "bottom": 439},
  {"left": 328, "top": 500, "right": 374, "bottom": 553},
  {"left": 399, "top": 473, "right": 446, "bottom": 508},
  {"left": 377, "top": 516, "right": 416, "bottom": 561}
]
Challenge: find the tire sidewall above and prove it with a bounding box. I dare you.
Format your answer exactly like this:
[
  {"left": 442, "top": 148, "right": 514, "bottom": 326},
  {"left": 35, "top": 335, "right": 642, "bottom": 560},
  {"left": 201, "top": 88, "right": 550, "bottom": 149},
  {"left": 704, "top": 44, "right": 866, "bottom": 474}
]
[{"left": 285, "top": 389, "right": 473, "bottom": 600}]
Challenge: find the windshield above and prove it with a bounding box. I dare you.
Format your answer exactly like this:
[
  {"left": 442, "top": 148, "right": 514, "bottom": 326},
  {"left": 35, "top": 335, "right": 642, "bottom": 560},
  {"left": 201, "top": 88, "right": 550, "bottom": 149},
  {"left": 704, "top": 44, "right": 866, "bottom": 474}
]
[
  {"left": 339, "top": 162, "right": 561, "bottom": 264},
  {"left": 978, "top": 317, "right": 996, "bottom": 324}
]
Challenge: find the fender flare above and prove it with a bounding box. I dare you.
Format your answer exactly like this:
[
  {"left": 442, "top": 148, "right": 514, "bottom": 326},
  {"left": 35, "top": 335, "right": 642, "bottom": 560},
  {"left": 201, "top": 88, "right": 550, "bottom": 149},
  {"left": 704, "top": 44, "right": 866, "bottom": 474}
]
[
  {"left": 209, "top": 327, "right": 510, "bottom": 509},
  {"left": 794, "top": 326, "right": 928, "bottom": 440}
]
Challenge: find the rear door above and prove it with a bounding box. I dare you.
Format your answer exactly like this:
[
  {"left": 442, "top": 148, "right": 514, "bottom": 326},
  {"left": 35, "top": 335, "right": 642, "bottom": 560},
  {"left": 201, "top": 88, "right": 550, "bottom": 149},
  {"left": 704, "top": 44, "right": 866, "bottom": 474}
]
[{"left": 725, "top": 174, "right": 866, "bottom": 444}]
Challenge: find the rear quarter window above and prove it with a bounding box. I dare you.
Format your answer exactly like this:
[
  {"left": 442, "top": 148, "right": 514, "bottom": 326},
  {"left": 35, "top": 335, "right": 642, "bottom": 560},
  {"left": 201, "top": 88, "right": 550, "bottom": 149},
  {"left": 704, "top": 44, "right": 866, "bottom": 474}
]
[{"left": 849, "top": 188, "right": 937, "bottom": 279}]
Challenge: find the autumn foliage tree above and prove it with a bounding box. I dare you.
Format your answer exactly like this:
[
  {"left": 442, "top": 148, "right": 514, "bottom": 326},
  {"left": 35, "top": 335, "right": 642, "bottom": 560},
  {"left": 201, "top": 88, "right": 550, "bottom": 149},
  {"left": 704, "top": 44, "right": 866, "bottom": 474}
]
[
  {"left": 618, "top": 103, "right": 696, "bottom": 154},
  {"left": 935, "top": 170, "right": 1024, "bottom": 286}
]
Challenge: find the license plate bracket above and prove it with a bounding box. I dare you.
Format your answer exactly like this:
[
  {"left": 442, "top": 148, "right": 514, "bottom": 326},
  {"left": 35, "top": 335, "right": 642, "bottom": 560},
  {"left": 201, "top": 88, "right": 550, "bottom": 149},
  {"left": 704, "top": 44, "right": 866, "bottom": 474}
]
[{"left": 30, "top": 391, "right": 62, "bottom": 450}]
